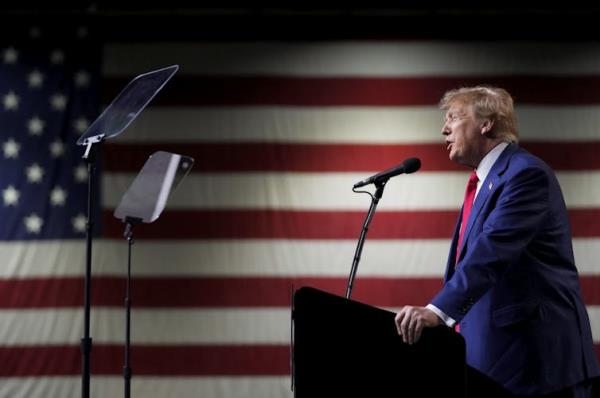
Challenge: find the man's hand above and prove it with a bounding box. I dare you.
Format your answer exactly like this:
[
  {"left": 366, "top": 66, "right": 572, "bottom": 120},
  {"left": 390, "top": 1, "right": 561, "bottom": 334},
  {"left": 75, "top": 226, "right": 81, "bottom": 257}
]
[{"left": 394, "top": 306, "right": 441, "bottom": 345}]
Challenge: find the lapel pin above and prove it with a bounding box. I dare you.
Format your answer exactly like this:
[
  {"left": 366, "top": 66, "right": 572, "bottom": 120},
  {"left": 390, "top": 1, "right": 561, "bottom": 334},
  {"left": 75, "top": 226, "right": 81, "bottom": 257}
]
[{"left": 488, "top": 182, "right": 493, "bottom": 190}]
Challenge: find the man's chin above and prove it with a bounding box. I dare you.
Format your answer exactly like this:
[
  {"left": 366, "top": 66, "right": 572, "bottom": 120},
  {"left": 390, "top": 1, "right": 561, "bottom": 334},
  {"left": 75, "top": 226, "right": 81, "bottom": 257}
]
[
  {"left": 449, "top": 152, "right": 470, "bottom": 167},
  {"left": 448, "top": 151, "right": 459, "bottom": 163}
]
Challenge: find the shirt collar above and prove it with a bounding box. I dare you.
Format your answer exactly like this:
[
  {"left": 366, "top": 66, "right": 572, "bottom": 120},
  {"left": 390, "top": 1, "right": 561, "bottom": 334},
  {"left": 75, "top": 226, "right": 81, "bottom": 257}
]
[{"left": 475, "top": 141, "right": 510, "bottom": 184}]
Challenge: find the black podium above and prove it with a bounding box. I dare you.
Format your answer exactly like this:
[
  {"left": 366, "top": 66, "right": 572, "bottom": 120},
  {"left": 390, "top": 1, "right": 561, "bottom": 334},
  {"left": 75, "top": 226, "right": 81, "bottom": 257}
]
[{"left": 292, "top": 287, "right": 466, "bottom": 397}]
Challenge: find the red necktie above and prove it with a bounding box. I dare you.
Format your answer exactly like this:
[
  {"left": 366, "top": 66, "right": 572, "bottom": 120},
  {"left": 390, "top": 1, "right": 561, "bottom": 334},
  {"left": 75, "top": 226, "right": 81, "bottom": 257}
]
[
  {"left": 456, "top": 170, "right": 479, "bottom": 264},
  {"left": 454, "top": 171, "right": 478, "bottom": 334}
]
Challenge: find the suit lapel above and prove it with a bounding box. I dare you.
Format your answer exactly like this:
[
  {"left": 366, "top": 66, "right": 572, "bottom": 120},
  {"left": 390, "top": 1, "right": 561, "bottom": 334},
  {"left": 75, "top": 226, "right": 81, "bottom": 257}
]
[
  {"left": 445, "top": 213, "right": 462, "bottom": 281},
  {"left": 455, "top": 143, "right": 517, "bottom": 263}
]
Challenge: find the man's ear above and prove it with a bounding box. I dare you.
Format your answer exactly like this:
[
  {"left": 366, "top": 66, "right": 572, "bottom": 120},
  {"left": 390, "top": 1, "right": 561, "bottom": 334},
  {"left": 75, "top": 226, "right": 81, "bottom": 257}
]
[{"left": 480, "top": 119, "right": 494, "bottom": 136}]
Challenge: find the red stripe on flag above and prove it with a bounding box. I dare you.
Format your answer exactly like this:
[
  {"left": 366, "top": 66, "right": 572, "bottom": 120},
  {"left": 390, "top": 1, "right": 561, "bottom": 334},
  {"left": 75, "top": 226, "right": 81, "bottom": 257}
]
[
  {"left": 103, "top": 142, "right": 458, "bottom": 172},
  {"left": 3, "top": 276, "right": 600, "bottom": 308},
  {"left": 102, "top": 209, "right": 459, "bottom": 239},
  {"left": 0, "top": 345, "right": 288, "bottom": 376},
  {"left": 569, "top": 210, "right": 600, "bottom": 237},
  {"left": 102, "top": 209, "right": 600, "bottom": 239},
  {"left": 579, "top": 275, "right": 600, "bottom": 304},
  {"left": 0, "top": 277, "right": 443, "bottom": 308},
  {"left": 105, "top": 76, "right": 600, "bottom": 106},
  {"left": 103, "top": 142, "right": 600, "bottom": 173},
  {"left": 524, "top": 142, "right": 600, "bottom": 171}
]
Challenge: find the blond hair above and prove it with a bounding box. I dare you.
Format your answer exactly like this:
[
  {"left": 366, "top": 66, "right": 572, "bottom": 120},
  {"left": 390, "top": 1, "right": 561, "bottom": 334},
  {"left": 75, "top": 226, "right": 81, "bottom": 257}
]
[{"left": 440, "top": 86, "right": 519, "bottom": 142}]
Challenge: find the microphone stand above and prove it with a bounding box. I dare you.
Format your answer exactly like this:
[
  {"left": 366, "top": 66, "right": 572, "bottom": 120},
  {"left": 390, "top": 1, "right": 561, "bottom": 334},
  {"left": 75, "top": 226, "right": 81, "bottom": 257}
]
[{"left": 346, "top": 180, "right": 387, "bottom": 299}]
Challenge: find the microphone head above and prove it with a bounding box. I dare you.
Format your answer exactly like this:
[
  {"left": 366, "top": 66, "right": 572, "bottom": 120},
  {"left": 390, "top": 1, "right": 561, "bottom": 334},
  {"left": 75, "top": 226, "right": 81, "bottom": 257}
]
[{"left": 403, "top": 157, "right": 421, "bottom": 174}]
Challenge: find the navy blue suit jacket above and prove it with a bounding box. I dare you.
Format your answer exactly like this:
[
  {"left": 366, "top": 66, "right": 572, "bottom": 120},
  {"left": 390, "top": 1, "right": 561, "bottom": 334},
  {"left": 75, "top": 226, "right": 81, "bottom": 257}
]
[{"left": 431, "top": 143, "right": 599, "bottom": 396}]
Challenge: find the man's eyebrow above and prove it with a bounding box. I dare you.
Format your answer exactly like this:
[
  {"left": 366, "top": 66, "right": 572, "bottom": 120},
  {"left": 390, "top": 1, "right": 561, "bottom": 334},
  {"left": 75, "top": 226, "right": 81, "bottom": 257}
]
[{"left": 446, "top": 110, "right": 465, "bottom": 117}]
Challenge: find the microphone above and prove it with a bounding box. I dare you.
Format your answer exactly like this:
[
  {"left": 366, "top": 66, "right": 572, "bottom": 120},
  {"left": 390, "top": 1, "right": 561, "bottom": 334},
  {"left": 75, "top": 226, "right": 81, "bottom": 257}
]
[{"left": 353, "top": 157, "right": 421, "bottom": 188}]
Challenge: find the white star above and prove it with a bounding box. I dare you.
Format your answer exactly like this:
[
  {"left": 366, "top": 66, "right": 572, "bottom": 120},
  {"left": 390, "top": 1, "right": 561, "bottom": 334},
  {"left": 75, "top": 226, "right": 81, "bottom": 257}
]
[
  {"left": 25, "top": 163, "right": 44, "bottom": 183},
  {"left": 74, "top": 164, "right": 88, "bottom": 183},
  {"left": 2, "top": 185, "right": 19, "bottom": 206},
  {"left": 50, "top": 186, "right": 67, "bottom": 206},
  {"left": 72, "top": 213, "right": 87, "bottom": 233},
  {"left": 3, "top": 138, "right": 20, "bottom": 159},
  {"left": 3, "top": 91, "right": 19, "bottom": 110},
  {"left": 49, "top": 139, "right": 65, "bottom": 158},
  {"left": 27, "top": 116, "right": 45, "bottom": 136},
  {"left": 73, "top": 116, "right": 89, "bottom": 134},
  {"left": 24, "top": 213, "right": 43, "bottom": 234},
  {"left": 74, "top": 70, "right": 90, "bottom": 88},
  {"left": 3, "top": 47, "right": 18, "bottom": 64},
  {"left": 50, "top": 49, "right": 64, "bottom": 65},
  {"left": 27, "top": 69, "right": 44, "bottom": 88},
  {"left": 50, "top": 93, "right": 67, "bottom": 111}
]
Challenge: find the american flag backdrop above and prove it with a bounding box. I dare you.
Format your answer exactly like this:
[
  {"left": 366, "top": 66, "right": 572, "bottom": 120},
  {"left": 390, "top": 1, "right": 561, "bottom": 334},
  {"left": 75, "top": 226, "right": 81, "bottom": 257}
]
[{"left": 2, "top": 23, "right": 600, "bottom": 397}]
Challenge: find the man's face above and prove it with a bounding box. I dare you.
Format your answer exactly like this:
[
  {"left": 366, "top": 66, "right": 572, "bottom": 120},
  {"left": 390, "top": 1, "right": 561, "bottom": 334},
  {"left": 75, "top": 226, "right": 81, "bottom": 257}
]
[{"left": 442, "top": 102, "right": 487, "bottom": 168}]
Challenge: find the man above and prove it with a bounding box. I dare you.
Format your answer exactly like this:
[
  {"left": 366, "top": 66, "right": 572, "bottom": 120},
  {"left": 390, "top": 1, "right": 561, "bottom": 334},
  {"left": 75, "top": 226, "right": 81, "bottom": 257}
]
[{"left": 394, "top": 86, "right": 599, "bottom": 397}]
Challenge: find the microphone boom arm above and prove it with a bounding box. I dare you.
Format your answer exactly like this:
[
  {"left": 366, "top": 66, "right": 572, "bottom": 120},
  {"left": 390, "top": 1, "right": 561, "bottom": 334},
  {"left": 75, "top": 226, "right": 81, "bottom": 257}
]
[
  {"left": 346, "top": 157, "right": 420, "bottom": 299},
  {"left": 346, "top": 181, "right": 386, "bottom": 299}
]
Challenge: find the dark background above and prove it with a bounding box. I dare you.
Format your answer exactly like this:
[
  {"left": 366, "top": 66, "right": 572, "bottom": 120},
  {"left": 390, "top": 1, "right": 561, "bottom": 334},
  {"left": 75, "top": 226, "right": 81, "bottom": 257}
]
[{"left": 2, "top": 3, "right": 600, "bottom": 41}]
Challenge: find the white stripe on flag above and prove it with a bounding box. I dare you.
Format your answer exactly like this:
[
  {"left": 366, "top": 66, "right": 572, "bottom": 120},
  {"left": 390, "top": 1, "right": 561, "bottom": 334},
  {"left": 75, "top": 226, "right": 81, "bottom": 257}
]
[
  {"left": 103, "top": 42, "right": 600, "bottom": 77},
  {"left": 103, "top": 171, "right": 600, "bottom": 210},
  {"left": 0, "top": 376, "right": 292, "bottom": 398},
  {"left": 0, "top": 308, "right": 290, "bottom": 345},
  {"left": 2, "top": 239, "right": 600, "bottom": 278},
  {"left": 584, "top": 306, "right": 600, "bottom": 343},
  {"left": 0, "top": 239, "right": 450, "bottom": 278},
  {"left": 3, "top": 306, "right": 600, "bottom": 346},
  {"left": 120, "top": 106, "right": 600, "bottom": 143}
]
